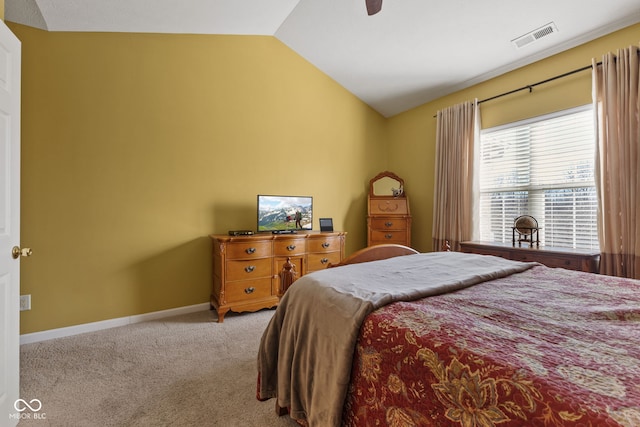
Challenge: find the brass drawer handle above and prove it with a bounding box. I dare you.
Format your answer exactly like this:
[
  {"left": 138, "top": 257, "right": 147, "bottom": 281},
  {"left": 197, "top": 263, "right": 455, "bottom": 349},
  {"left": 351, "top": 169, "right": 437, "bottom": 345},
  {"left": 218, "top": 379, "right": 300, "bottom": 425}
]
[
  {"left": 245, "top": 247, "right": 256, "bottom": 254},
  {"left": 385, "top": 233, "right": 393, "bottom": 239},
  {"left": 244, "top": 265, "right": 256, "bottom": 273},
  {"left": 244, "top": 287, "right": 255, "bottom": 294},
  {"left": 322, "top": 242, "right": 330, "bottom": 248},
  {"left": 287, "top": 245, "right": 296, "bottom": 251},
  {"left": 321, "top": 258, "right": 329, "bottom": 264},
  {"left": 385, "top": 221, "right": 393, "bottom": 227}
]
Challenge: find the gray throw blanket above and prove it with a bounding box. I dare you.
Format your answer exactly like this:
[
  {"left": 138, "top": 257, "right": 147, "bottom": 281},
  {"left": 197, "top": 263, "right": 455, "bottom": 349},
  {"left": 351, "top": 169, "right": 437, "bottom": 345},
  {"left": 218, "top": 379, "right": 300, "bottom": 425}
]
[{"left": 257, "top": 251, "right": 537, "bottom": 426}]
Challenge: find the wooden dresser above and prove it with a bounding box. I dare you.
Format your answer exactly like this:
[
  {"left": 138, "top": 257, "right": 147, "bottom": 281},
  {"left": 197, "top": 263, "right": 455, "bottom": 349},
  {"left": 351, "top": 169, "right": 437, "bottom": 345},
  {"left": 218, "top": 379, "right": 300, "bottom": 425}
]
[
  {"left": 367, "top": 171, "right": 412, "bottom": 247},
  {"left": 209, "top": 231, "right": 346, "bottom": 322},
  {"left": 460, "top": 241, "right": 600, "bottom": 273}
]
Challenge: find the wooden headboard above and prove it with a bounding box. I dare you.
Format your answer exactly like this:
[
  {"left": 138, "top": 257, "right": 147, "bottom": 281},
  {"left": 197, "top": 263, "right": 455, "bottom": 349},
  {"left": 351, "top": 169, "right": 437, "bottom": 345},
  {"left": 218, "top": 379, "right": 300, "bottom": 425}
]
[{"left": 328, "top": 244, "right": 419, "bottom": 268}]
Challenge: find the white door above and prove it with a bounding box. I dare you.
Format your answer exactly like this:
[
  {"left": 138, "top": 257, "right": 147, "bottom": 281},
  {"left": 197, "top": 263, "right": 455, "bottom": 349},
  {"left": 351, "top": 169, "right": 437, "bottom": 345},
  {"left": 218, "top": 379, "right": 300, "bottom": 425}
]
[{"left": 0, "top": 20, "right": 21, "bottom": 427}]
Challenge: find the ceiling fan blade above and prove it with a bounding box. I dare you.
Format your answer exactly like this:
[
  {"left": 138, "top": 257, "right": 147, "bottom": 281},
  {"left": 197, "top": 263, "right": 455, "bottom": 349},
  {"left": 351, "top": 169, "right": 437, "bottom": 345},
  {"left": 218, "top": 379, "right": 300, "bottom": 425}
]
[{"left": 366, "top": 0, "right": 382, "bottom": 15}]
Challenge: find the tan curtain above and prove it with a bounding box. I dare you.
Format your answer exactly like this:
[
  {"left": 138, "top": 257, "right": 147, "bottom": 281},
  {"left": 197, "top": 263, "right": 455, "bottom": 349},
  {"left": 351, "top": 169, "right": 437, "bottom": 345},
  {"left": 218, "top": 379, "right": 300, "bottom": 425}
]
[
  {"left": 592, "top": 44, "right": 640, "bottom": 278},
  {"left": 432, "top": 100, "right": 478, "bottom": 252}
]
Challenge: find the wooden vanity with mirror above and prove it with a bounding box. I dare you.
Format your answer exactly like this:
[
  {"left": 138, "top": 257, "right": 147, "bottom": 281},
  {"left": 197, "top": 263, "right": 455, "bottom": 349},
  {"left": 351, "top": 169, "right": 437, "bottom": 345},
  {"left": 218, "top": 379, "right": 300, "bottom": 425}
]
[{"left": 367, "top": 171, "right": 412, "bottom": 247}]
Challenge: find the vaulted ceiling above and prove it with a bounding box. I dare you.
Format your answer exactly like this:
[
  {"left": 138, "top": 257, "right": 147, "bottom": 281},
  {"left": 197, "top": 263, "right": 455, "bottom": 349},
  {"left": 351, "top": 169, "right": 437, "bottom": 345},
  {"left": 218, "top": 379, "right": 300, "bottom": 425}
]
[{"left": 6, "top": 0, "right": 640, "bottom": 117}]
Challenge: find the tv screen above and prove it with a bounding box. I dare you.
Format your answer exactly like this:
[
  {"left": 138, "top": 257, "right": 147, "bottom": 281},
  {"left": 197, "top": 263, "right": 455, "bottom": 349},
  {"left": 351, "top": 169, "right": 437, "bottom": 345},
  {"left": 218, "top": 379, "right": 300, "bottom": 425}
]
[{"left": 257, "top": 195, "right": 313, "bottom": 232}]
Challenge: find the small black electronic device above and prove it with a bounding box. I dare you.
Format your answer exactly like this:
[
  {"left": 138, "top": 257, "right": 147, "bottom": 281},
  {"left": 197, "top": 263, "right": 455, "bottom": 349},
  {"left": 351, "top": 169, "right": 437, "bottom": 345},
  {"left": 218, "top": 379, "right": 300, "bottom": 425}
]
[
  {"left": 272, "top": 230, "right": 297, "bottom": 234},
  {"left": 319, "top": 218, "right": 334, "bottom": 232},
  {"left": 228, "top": 230, "right": 254, "bottom": 236}
]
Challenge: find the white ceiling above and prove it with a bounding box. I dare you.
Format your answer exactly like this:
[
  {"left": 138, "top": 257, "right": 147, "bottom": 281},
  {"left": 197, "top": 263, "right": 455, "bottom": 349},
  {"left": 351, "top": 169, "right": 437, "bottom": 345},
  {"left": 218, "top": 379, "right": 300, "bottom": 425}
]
[{"left": 6, "top": 0, "right": 640, "bottom": 117}]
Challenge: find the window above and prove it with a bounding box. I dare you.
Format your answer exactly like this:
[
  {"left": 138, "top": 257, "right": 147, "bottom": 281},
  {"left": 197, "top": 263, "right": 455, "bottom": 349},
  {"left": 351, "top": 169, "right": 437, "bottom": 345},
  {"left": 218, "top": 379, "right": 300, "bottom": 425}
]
[{"left": 478, "top": 105, "right": 598, "bottom": 250}]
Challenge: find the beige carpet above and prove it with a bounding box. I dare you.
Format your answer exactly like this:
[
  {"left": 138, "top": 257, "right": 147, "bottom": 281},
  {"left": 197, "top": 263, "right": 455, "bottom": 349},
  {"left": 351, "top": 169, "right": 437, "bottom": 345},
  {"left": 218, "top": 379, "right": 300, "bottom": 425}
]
[{"left": 18, "top": 309, "right": 297, "bottom": 427}]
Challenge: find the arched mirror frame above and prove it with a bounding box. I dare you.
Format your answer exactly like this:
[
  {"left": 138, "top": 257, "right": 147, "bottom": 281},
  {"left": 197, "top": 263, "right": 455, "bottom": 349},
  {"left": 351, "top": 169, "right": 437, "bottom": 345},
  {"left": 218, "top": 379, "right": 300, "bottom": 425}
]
[{"left": 369, "top": 171, "right": 405, "bottom": 197}]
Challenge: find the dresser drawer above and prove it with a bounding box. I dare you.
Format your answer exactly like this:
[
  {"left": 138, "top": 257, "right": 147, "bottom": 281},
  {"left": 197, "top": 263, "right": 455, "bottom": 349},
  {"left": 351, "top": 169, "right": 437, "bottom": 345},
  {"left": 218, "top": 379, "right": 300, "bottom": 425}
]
[
  {"left": 308, "top": 251, "right": 341, "bottom": 271},
  {"left": 370, "top": 230, "right": 408, "bottom": 245},
  {"left": 225, "top": 278, "right": 272, "bottom": 303},
  {"left": 544, "top": 256, "right": 584, "bottom": 270},
  {"left": 225, "top": 241, "right": 272, "bottom": 260},
  {"left": 307, "top": 236, "right": 341, "bottom": 253},
  {"left": 370, "top": 217, "right": 408, "bottom": 230},
  {"left": 369, "top": 198, "right": 408, "bottom": 215},
  {"left": 226, "top": 258, "right": 272, "bottom": 282},
  {"left": 507, "top": 251, "right": 579, "bottom": 270},
  {"left": 274, "top": 238, "right": 306, "bottom": 256}
]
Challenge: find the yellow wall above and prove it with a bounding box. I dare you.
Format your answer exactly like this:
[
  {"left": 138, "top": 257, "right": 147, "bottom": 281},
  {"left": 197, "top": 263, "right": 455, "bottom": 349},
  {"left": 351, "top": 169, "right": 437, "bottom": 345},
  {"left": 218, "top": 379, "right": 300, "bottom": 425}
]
[
  {"left": 11, "top": 20, "right": 639, "bottom": 334},
  {"left": 387, "top": 23, "right": 640, "bottom": 253},
  {"left": 11, "top": 24, "right": 388, "bottom": 334}
]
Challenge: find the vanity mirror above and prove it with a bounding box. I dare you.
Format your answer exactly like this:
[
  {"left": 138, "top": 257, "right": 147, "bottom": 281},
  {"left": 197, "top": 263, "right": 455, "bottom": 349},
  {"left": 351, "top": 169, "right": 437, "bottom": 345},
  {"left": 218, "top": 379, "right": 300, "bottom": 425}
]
[{"left": 370, "top": 171, "right": 404, "bottom": 197}]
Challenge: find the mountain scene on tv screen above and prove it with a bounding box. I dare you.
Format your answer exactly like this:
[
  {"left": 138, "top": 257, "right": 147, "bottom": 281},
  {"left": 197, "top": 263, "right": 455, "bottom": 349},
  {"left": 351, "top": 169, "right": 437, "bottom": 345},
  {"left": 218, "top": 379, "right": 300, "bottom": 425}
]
[{"left": 259, "top": 202, "right": 312, "bottom": 230}]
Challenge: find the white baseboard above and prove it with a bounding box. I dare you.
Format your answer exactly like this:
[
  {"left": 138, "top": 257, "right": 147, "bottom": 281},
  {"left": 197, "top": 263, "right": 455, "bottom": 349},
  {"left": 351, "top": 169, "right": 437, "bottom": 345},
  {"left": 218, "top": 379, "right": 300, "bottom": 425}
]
[{"left": 20, "top": 302, "right": 211, "bottom": 345}]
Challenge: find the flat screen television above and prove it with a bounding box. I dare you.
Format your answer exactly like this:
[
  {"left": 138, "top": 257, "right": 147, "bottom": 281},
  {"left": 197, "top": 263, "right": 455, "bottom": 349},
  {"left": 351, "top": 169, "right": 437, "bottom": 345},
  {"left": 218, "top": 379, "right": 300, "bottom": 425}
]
[{"left": 257, "top": 195, "right": 313, "bottom": 232}]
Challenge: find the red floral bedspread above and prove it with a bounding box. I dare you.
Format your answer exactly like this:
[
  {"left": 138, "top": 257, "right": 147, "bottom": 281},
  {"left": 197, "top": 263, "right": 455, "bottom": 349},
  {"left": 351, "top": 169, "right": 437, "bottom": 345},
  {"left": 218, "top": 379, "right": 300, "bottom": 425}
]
[{"left": 342, "top": 265, "right": 640, "bottom": 427}]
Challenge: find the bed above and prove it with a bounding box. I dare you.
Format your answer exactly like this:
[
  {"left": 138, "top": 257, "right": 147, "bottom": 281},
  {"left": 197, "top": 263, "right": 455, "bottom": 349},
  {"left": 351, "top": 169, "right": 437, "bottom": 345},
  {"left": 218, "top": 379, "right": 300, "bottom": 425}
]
[{"left": 257, "top": 245, "right": 640, "bottom": 427}]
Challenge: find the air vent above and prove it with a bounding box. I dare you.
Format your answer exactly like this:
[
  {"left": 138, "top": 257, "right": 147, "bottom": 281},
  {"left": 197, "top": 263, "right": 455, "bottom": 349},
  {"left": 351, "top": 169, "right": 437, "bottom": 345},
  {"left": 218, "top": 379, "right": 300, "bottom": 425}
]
[{"left": 512, "top": 22, "right": 558, "bottom": 49}]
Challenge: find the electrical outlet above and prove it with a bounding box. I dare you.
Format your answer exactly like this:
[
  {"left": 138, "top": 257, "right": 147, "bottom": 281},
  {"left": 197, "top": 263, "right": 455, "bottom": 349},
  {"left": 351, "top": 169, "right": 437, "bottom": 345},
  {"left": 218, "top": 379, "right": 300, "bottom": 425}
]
[{"left": 20, "top": 295, "right": 31, "bottom": 311}]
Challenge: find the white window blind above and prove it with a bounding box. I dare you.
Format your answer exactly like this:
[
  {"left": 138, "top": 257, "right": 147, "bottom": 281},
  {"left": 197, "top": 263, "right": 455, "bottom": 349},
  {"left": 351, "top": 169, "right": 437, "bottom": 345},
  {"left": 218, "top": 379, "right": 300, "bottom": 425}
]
[{"left": 478, "top": 105, "right": 598, "bottom": 250}]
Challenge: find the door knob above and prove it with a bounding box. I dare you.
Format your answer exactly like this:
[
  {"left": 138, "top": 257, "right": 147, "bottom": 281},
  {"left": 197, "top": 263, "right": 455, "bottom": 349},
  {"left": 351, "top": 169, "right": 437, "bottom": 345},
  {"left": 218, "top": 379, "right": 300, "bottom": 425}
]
[{"left": 12, "top": 246, "right": 33, "bottom": 259}]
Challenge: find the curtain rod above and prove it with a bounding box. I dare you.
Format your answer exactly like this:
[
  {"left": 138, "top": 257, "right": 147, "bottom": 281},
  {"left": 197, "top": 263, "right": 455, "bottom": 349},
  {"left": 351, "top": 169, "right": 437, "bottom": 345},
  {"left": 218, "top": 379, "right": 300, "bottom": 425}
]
[
  {"left": 435, "top": 46, "right": 640, "bottom": 116},
  {"left": 481, "top": 46, "right": 640, "bottom": 104},
  {"left": 477, "top": 63, "right": 594, "bottom": 104},
  {"left": 432, "top": 63, "right": 594, "bottom": 118}
]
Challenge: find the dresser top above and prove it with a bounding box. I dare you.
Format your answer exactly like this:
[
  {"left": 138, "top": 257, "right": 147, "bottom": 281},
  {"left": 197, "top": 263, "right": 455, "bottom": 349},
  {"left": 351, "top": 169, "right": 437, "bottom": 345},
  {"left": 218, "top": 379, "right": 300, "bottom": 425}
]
[
  {"left": 460, "top": 241, "right": 600, "bottom": 256},
  {"left": 210, "top": 231, "right": 346, "bottom": 242}
]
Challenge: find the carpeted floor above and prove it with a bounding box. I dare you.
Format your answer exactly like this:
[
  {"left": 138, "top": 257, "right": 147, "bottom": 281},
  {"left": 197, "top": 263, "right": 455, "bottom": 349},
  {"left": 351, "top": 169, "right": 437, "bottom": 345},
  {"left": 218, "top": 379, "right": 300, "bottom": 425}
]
[{"left": 18, "top": 309, "right": 297, "bottom": 426}]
